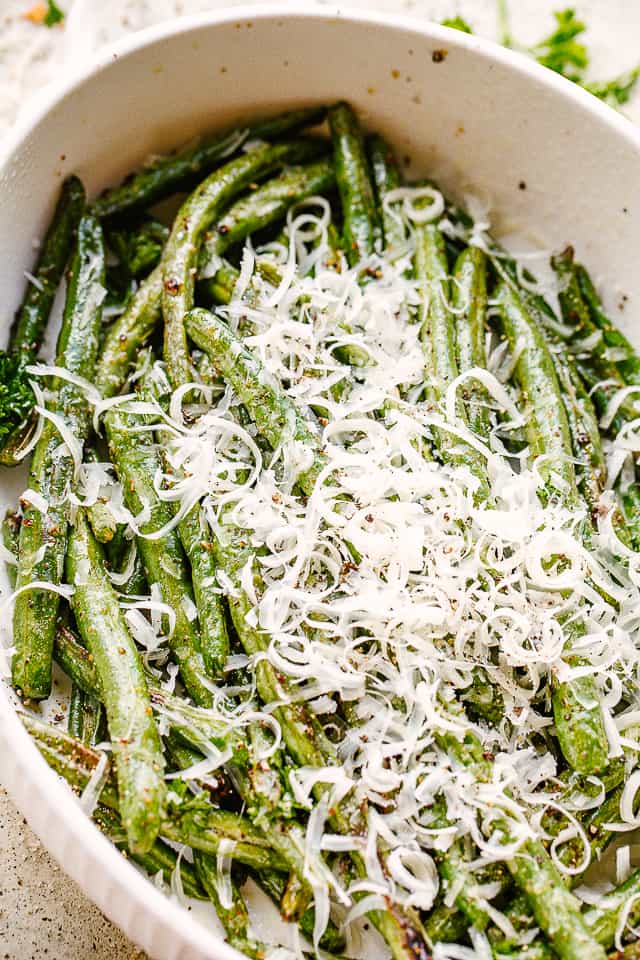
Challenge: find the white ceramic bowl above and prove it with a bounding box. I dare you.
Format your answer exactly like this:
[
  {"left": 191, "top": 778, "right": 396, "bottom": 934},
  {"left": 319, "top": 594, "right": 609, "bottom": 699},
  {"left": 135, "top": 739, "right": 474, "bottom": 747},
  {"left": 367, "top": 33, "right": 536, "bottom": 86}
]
[{"left": 1, "top": 6, "right": 640, "bottom": 959}]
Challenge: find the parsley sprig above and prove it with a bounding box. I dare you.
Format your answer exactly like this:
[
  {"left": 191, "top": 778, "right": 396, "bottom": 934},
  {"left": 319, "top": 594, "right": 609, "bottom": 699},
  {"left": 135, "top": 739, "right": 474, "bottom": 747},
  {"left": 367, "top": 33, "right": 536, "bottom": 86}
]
[
  {"left": 442, "top": 6, "right": 639, "bottom": 109},
  {"left": 440, "top": 16, "right": 473, "bottom": 34}
]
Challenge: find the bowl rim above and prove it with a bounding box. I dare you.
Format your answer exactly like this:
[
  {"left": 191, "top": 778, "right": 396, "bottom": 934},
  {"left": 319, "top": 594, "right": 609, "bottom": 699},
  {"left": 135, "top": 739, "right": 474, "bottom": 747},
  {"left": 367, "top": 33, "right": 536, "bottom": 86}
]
[
  {"left": 1, "top": 5, "right": 640, "bottom": 959},
  {"left": 2, "top": 0, "right": 640, "bottom": 172}
]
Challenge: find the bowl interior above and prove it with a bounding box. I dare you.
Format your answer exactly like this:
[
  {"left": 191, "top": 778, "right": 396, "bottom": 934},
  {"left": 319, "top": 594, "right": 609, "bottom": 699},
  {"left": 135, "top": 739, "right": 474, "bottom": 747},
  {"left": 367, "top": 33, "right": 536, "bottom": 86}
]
[{"left": 1, "top": 7, "right": 639, "bottom": 960}]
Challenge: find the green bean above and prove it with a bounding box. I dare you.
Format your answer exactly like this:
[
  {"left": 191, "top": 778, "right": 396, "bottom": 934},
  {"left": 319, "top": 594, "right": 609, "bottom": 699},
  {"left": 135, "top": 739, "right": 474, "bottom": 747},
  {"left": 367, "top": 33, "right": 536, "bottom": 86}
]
[
  {"left": 527, "top": 284, "right": 630, "bottom": 545},
  {"left": 460, "top": 668, "right": 504, "bottom": 725},
  {"left": 212, "top": 518, "right": 430, "bottom": 960},
  {"left": 585, "top": 868, "right": 640, "bottom": 947},
  {"left": 162, "top": 139, "right": 325, "bottom": 387},
  {"left": 194, "top": 852, "right": 264, "bottom": 957},
  {"left": 12, "top": 213, "right": 105, "bottom": 700},
  {"left": 67, "top": 510, "right": 166, "bottom": 854},
  {"left": 164, "top": 801, "right": 289, "bottom": 873},
  {"left": 489, "top": 244, "right": 634, "bottom": 430},
  {"left": 11, "top": 175, "right": 85, "bottom": 357},
  {"left": 185, "top": 308, "right": 325, "bottom": 497},
  {"left": 576, "top": 263, "right": 640, "bottom": 385},
  {"left": 495, "top": 282, "right": 579, "bottom": 505},
  {"left": 554, "top": 250, "right": 640, "bottom": 386},
  {"left": 622, "top": 485, "right": 640, "bottom": 550},
  {"left": 436, "top": 702, "right": 605, "bottom": 960},
  {"left": 550, "top": 250, "right": 639, "bottom": 429},
  {"left": 107, "top": 218, "right": 169, "bottom": 279},
  {"left": 416, "top": 222, "right": 455, "bottom": 393},
  {"left": 176, "top": 505, "right": 230, "bottom": 678},
  {"left": 328, "top": 102, "right": 379, "bottom": 264},
  {"left": 94, "top": 804, "right": 207, "bottom": 901},
  {"left": 68, "top": 683, "right": 86, "bottom": 740},
  {"left": 256, "top": 869, "right": 346, "bottom": 954},
  {"left": 91, "top": 107, "right": 327, "bottom": 218},
  {"left": 367, "top": 133, "right": 404, "bottom": 254},
  {"left": 1, "top": 509, "right": 20, "bottom": 588},
  {"left": 551, "top": 650, "right": 609, "bottom": 776},
  {"left": 198, "top": 260, "right": 239, "bottom": 306},
  {"left": 281, "top": 871, "right": 312, "bottom": 922},
  {"left": 1, "top": 175, "right": 84, "bottom": 460},
  {"left": 84, "top": 449, "right": 120, "bottom": 544},
  {"left": 609, "top": 943, "right": 640, "bottom": 959},
  {"left": 96, "top": 265, "right": 162, "bottom": 398},
  {"left": 54, "top": 619, "right": 232, "bottom": 755},
  {"left": 507, "top": 840, "right": 606, "bottom": 960},
  {"left": 492, "top": 941, "right": 553, "bottom": 960},
  {"left": 554, "top": 262, "right": 640, "bottom": 547},
  {"left": 200, "top": 159, "right": 335, "bottom": 269},
  {"left": 553, "top": 248, "right": 597, "bottom": 338},
  {"left": 104, "top": 393, "right": 212, "bottom": 707},
  {"left": 199, "top": 256, "right": 294, "bottom": 309},
  {"left": 23, "top": 714, "right": 120, "bottom": 811},
  {"left": 553, "top": 352, "right": 607, "bottom": 516},
  {"left": 68, "top": 683, "right": 104, "bottom": 746},
  {"left": 163, "top": 731, "right": 204, "bottom": 774},
  {"left": 136, "top": 362, "right": 231, "bottom": 680},
  {"left": 423, "top": 901, "right": 469, "bottom": 944},
  {"left": 54, "top": 621, "right": 101, "bottom": 698},
  {"left": 494, "top": 282, "right": 610, "bottom": 774},
  {"left": 85, "top": 498, "right": 118, "bottom": 545},
  {"left": 437, "top": 841, "right": 508, "bottom": 931},
  {"left": 113, "top": 541, "right": 148, "bottom": 598},
  {"left": 414, "top": 221, "right": 489, "bottom": 497},
  {"left": 25, "top": 717, "right": 262, "bottom": 899},
  {"left": 452, "top": 246, "right": 491, "bottom": 440}
]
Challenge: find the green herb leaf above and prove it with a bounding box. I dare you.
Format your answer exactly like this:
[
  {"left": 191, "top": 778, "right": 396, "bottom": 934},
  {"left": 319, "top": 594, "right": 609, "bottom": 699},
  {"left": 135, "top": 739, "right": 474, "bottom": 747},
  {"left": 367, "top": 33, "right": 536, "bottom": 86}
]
[
  {"left": 441, "top": 16, "right": 473, "bottom": 34},
  {"left": 44, "top": 0, "right": 64, "bottom": 27},
  {"left": 497, "top": 3, "right": 640, "bottom": 111},
  {"left": 530, "top": 8, "right": 589, "bottom": 82},
  {"left": 584, "top": 66, "right": 640, "bottom": 105}
]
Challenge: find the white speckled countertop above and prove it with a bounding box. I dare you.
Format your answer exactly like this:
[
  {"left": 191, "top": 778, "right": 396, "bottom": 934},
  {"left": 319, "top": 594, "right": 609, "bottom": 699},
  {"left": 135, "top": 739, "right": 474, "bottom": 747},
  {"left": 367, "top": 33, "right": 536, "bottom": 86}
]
[{"left": 1, "top": 0, "right": 639, "bottom": 957}]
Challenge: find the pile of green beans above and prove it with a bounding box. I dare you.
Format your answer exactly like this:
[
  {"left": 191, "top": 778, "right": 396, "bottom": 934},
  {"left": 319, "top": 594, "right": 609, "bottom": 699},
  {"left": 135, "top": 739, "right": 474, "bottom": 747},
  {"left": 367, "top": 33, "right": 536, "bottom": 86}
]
[{"left": 3, "top": 100, "right": 640, "bottom": 960}]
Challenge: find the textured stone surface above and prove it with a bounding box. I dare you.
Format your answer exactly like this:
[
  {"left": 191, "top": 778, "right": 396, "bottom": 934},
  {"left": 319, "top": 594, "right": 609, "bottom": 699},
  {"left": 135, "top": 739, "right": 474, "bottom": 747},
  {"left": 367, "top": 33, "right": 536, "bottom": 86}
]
[
  {"left": 0, "top": 0, "right": 638, "bottom": 957},
  {"left": 0, "top": 788, "right": 146, "bottom": 959}
]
